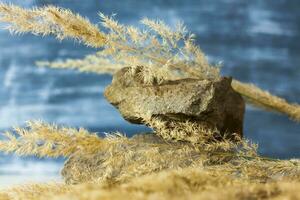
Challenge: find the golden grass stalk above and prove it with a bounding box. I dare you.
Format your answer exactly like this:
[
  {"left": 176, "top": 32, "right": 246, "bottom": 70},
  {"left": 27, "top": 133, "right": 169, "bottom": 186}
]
[
  {"left": 36, "top": 54, "right": 124, "bottom": 74},
  {"left": 0, "top": 121, "right": 104, "bottom": 158},
  {"left": 232, "top": 80, "right": 300, "bottom": 122},
  {"left": 0, "top": 3, "right": 220, "bottom": 81},
  {"left": 0, "top": 3, "right": 106, "bottom": 47}
]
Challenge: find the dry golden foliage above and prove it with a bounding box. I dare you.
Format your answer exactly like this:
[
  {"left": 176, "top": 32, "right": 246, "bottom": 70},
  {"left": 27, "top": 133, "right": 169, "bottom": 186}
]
[
  {"left": 0, "top": 120, "right": 255, "bottom": 159},
  {"left": 0, "top": 3, "right": 219, "bottom": 82},
  {"left": 1, "top": 121, "right": 298, "bottom": 185},
  {"left": 36, "top": 54, "right": 124, "bottom": 74},
  {"left": 0, "top": 3, "right": 106, "bottom": 47},
  {"left": 1, "top": 167, "right": 300, "bottom": 200},
  {"left": 0, "top": 122, "right": 299, "bottom": 199},
  {"left": 63, "top": 168, "right": 299, "bottom": 200},
  {"left": 232, "top": 80, "right": 300, "bottom": 121},
  {"left": 147, "top": 117, "right": 238, "bottom": 144},
  {"left": 42, "top": 14, "right": 220, "bottom": 82},
  {"left": 0, "top": 121, "right": 105, "bottom": 157},
  {"left": 0, "top": 183, "right": 70, "bottom": 200},
  {"left": 61, "top": 132, "right": 299, "bottom": 185}
]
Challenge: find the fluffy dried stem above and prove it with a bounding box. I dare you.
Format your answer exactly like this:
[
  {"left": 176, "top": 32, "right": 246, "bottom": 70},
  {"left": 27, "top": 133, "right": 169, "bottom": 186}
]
[
  {"left": 232, "top": 80, "right": 300, "bottom": 122},
  {"left": 36, "top": 54, "right": 123, "bottom": 74},
  {"left": 0, "top": 3, "right": 106, "bottom": 47},
  {"left": 146, "top": 117, "right": 241, "bottom": 144},
  {"left": 0, "top": 3, "right": 220, "bottom": 81},
  {"left": 0, "top": 121, "right": 105, "bottom": 158}
]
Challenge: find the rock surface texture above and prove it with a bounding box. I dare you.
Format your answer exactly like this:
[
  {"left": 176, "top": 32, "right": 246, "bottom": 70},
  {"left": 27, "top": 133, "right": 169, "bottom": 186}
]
[
  {"left": 62, "top": 133, "right": 198, "bottom": 184},
  {"left": 104, "top": 67, "right": 245, "bottom": 139}
]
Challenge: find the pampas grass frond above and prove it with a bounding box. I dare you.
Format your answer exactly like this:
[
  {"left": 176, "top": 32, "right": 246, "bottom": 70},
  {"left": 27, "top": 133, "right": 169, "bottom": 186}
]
[
  {"left": 0, "top": 121, "right": 104, "bottom": 158},
  {"left": 36, "top": 54, "right": 124, "bottom": 74},
  {"left": 0, "top": 3, "right": 106, "bottom": 47},
  {"left": 0, "top": 3, "right": 219, "bottom": 81},
  {"left": 146, "top": 118, "right": 258, "bottom": 157}
]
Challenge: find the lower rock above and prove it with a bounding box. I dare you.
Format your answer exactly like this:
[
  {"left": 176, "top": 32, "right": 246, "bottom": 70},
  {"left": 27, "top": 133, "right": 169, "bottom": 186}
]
[{"left": 61, "top": 133, "right": 202, "bottom": 184}]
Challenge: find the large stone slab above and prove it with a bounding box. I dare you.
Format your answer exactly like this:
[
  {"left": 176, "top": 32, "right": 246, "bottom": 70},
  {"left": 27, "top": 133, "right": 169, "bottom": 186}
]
[{"left": 104, "top": 67, "right": 245, "bottom": 139}]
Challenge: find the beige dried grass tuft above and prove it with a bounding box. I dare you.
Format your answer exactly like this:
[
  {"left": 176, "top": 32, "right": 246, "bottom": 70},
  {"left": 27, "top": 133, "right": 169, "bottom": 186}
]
[
  {"left": 0, "top": 3, "right": 106, "bottom": 47},
  {"left": 0, "top": 3, "right": 220, "bottom": 82},
  {"left": 0, "top": 121, "right": 299, "bottom": 199},
  {"left": 1, "top": 121, "right": 298, "bottom": 185},
  {"left": 0, "top": 121, "right": 105, "bottom": 157}
]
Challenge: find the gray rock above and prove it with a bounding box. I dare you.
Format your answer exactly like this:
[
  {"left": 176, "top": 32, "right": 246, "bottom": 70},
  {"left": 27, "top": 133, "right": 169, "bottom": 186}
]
[
  {"left": 61, "top": 133, "right": 198, "bottom": 184},
  {"left": 104, "top": 67, "right": 245, "bottom": 139}
]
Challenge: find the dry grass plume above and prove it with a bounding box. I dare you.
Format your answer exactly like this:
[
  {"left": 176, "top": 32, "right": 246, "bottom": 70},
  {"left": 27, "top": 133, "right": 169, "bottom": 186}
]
[
  {"left": 0, "top": 3, "right": 106, "bottom": 47},
  {"left": 0, "top": 121, "right": 104, "bottom": 157}
]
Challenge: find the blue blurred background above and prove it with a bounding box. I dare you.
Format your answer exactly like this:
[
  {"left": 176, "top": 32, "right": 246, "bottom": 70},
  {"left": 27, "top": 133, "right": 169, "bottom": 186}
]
[{"left": 0, "top": 0, "right": 299, "bottom": 187}]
